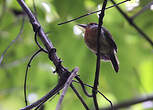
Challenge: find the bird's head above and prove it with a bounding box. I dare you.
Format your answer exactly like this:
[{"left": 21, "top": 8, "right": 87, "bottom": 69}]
[{"left": 78, "top": 23, "right": 98, "bottom": 30}]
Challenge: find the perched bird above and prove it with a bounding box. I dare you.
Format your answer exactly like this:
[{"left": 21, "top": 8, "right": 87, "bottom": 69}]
[{"left": 78, "top": 23, "right": 119, "bottom": 72}]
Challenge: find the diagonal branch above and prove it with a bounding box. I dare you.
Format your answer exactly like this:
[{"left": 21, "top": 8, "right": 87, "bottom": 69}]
[
  {"left": 110, "top": 0, "right": 153, "bottom": 47},
  {"left": 17, "top": 0, "right": 66, "bottom": 75},
  {"left": 56, "top": 67, "right": 79, "bottom": 110},
  {"left": 101, "top": 94, "right": 153, "bottom": 110},
  {"left": 21, "top": 82, "right": 64, "bottom": 110},
  {"left": 0, "top": 17, "right": 25, "bottom": 65},
  {"left": 70, "top": 84, "right": 90, "bottom": 110},
  {"left": 17, "top": 0, "right": 78, "bottom": 110},
  {"left": 72, "top": 80, "right": 113, "bottom": 108},
  {"left": 58, "top": 0, "right": 130, "bottom": 25},
  {"left": 131, "top": 1, "right": 153, "bottom": 19}
]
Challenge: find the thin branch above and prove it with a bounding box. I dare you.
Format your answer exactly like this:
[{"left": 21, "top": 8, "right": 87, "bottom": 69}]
[
  {"left": 131, "top": 1, "right": 153, "bottom": 19},
  {"left": 21, "top": 82, "right": 64, "bottom": 110},
  {"left": 24, "top": 30, "right": 47, "bottom": 106},
  {"left": 70, "top": 84, "right": 89, "bottom": 110},
  {"left": 58, "top": 0, "right": 130, "bottom": 25},
  {"left": 17, "top": 0, "right": 77, "bottom": 110},
  {"left": 56, "top": 67, "right": 79, "bottom": 110},
  {"left": 72, "top": 80, "right": 113, "bottom": 109},
  {"left": 92, "top": 0, "right": 108, "bottom": 110},
  {"left": 34, "top": 28, "right": 48, "bottom": 53},
  {"left": 34, "top": 93, "right": 59, "bottom": 110},
  {"left": 24, "top": 21, "right": 48, "bottom": 106},
  {"left": 17, "top": 0, "right": 70, "bottom": 76},
  {"left": 75, "top": 76, "right": 92, "bottom": 97},
  {"left": 101, "top": 94, "right": 153, "bottom": 110},
  {"left": 110, "top": 0, "right": 153, "bottom": 47},
  {"left": 0, "top": 17, "right": 25, "bottom": 65},
  {"left": 24, "top": 49, "right": 43, "bottom": 106}
]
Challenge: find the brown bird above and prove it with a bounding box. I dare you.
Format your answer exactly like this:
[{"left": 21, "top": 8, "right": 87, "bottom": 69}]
[{"left": 78, "top": 23, "right": 119, "bottom": 72}]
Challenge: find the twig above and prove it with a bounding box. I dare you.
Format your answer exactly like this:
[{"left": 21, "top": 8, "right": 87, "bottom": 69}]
[
  {"left": 70, "top": 84, "right": 89, "bottom": 110},
  {"left": 17, "top": 0, "right": 76, "bottom": 109},
  {"left": 92, "top": 0, "right": 108, "bottom": 110},
  {"left": 17, "top": 0, "right": 69, "bottom": 83},
  {"left": 34, "top": 28, "right": 48, "bottom": 53},
  {"left": 110, "top": 0, "right": 153, "bottom": 47},
  {"left": 24, "top": 23, "right": 49, "bottom": 106},
  {"left": 21, "top": 83, "right": 64, "bottom": 110},
  {"left": 131, "top": 1, "right": 153, "bottom": 19},
  {"left": 75, "top": 76, "right": 92, "bottom": 97},
  {"left": 56, "top": 67, "right": 79, "bottom": 110},
  {"left": 72, "top": 80, "right": 113, "bottom": 109},
  {"left": 0, "top": 17, "right": 25, "bottom": 65},
  {"left": 101, "top": 94, "right": 153, "bottom": 110},
  {"left": 34, "top": 93, "right": 59, "bottom": 110},
  {"left": 24, "top": 49, "right": 43, "bottom": 106},
  {"left": 58, "top": 0, "right": 130, "bottom": 25}
]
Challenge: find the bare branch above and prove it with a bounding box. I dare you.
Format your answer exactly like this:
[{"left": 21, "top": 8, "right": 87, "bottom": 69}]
[
  {"left": 131, "top": 1, "right": 153, "bottom": 19},
  {"left": 21, "top": 83, "right": 64, "bottom": 110},
  {"left": 110, "top": 0, "right": 153, "bottom": 47},
  {"left": 72, "top": 80, "right": 113, "bottom": 109},
  {"left": 75, "top": 76, "right": 92, "bottom": 97},
  {"left": 70, "top": 84, "right": 89, "bottom": 110},
  {"left": 17, "top": 0, "right": 77, "bottom": 109},
  {"left": 56, "top": 67, "right": 79, "bottom": 110},
  {"left": 58, "top": 0, "right": 130, "bottom": 25},
  {"left": 34, "top": 28, "right": 48, "bottom": 53},
  {"left": 24, "top": 49, "right": 43, "bottom": 106},
  {"left": 92, "top": 0, "right": 108, "bottom": 110},
  {"left": 101, "top": 94, "right": 153, "bottom": 110},
  {"left": 0, "top": 17, "right": 25, "bottom": 65}
]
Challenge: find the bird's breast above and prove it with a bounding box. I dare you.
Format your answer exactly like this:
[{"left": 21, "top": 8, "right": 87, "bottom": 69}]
[{"left": 84, "top": 28, "right": 113, "bottom": 54}]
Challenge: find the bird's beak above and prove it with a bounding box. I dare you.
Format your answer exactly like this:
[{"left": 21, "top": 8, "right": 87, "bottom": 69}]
[{"left": 77, "top": 24, "right": 87, "bottom": 28}]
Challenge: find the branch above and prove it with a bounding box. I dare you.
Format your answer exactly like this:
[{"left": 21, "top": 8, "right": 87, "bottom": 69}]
[
  {"left": 92, "top": 0, "right": 108, "bottom": 110},
  {"left": 110, "top": 0, "right": 153, "bottom": 48},
  {"left": 24, "top": 49, "right": 43, "bottom": 106},
  {"left": 56, "top": 67, "right": 79, "bottom": 110},
  {"left": 17, "top": 0, "right": 66, "bottom": 75},
  {"left": 75, "top": 76, "right": 92, "bottom": 97},
  {"left": 131, "top": 1, "right": 153, "bottom": 19},
  {"left": 70, "top": 84, "right": 89, "bottom": 110},
  {"left": 58, "top": 0, "right": 130, "bottom": 25},
  {"left": 0, "top": 17, "right": 25, "bottom": 65},
  {"left": 21, "top": 82, "right": 64, "bottom": 110},
  {"left": 72, "top": 80, "right": 113, "bottom": 108},
  {"left": 17, "top": 0, "right": 78, "bottom": 109},
  {"left": 101, "top": 94, "right": 153, "bottom": 110}
]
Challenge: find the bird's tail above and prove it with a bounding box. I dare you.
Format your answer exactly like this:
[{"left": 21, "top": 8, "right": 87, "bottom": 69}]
[{"left": 110, "top": 54, "right": 119, "bottom": 73}]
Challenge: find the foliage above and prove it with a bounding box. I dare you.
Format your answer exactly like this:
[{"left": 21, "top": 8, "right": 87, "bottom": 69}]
[{"left": 0, "top": 0, "right": 153, "bottom": 110}]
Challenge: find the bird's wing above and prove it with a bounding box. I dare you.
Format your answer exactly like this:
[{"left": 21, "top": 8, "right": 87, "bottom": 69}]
[{"left": 102, "top": 27, "right": 117, "bottom": 52}]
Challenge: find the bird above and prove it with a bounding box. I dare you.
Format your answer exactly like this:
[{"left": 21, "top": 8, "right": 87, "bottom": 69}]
[{"left": 78, "top": 23, "right": 119, "bottom": 72}]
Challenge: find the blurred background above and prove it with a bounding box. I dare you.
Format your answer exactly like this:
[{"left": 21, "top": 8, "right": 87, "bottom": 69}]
[{"left": 0, "top": 0, "right": 153, "bottom": 110}]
